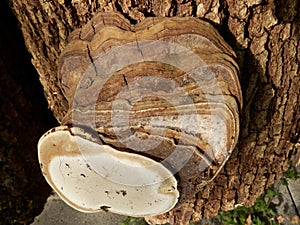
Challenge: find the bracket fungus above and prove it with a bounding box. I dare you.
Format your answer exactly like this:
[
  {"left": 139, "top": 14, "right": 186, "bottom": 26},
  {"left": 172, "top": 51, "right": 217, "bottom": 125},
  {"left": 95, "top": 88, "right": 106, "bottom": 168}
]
[
  {"left": 38, "top": 12, "right": 242, "bottom": 217},
  {"left": 38, "top": 126, "right": 179, "bottom": 216}
]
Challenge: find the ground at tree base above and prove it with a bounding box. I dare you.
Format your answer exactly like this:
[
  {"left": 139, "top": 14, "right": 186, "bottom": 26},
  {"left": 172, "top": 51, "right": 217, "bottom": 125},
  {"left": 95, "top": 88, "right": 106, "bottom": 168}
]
[{"left": 31, "top": 172, "right": 300, "bottom": 225}]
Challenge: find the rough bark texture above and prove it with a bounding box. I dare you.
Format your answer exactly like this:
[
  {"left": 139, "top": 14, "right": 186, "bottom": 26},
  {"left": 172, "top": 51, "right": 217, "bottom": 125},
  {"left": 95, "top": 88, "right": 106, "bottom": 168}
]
[{"left": 6, "top": 0, "right": 300, "bottom": 224}]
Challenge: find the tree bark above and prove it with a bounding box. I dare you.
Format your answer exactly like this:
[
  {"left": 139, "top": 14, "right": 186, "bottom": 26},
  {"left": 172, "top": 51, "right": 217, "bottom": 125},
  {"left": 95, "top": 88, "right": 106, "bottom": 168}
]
[{"left": 7, "top": 0, "right": 300, "bottom": 224}]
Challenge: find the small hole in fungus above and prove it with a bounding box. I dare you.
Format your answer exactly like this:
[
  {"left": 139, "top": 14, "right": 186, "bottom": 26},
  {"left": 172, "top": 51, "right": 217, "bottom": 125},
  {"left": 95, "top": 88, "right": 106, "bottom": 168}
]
[
  {"left": 100, "top": 206, "right": 111, "bottom": 212},
  {"left": 86, "top": 164, "right": 92, "bottom": 170}
]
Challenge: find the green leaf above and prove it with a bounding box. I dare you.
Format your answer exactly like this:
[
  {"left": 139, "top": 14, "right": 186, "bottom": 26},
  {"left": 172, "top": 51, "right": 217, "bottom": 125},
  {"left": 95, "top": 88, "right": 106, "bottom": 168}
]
[
  {"left": 266, "top": 208, "right": 276, "bottom": 217},
  {"left": 281, "top": 178, "right": 289, "bottom": 186},
  {"left": 237, "top": 213, "right": 247, "bottom": 224},
  {"left": 253, "top": 198, "right": 267, "bottom": 212},
  {"left": 252, "top": 215, "right": 265, "bottom": 225},
  {"left": 265, "top": 189, "right": 278, "bottom": 198},
  {"left": 129, "top": 217, "right": 136, "bottom": 223}
]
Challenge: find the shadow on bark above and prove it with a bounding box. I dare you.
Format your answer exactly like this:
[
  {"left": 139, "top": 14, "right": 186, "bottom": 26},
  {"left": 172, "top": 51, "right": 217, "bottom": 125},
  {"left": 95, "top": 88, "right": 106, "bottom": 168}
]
[{"left": 0, "top": 1, "right": 57, "bottom": 224}]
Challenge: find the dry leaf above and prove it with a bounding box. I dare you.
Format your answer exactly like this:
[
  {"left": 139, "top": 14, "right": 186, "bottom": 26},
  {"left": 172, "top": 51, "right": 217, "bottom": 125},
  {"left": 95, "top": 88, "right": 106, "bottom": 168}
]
[
  {"left": 277, "top": 215, "right": 284, "bottom": 223},
  {"left": 291, "top": 215, "right": 300, "bottom": 224},
  {"left": 246, "top": 215, "right": 252, "bottom": 225}
]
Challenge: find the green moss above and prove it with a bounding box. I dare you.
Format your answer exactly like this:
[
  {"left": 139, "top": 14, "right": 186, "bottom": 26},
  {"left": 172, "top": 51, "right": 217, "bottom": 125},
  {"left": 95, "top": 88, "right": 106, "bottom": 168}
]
[{"left": 121, "top": 217, "right": 148, "bottom": 225}]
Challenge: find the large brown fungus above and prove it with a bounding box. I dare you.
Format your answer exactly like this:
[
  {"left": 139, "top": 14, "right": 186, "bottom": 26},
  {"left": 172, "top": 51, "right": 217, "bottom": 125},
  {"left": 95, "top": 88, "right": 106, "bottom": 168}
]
[{"left": 38, "top": 12, "right": 242, "bottom": 217}]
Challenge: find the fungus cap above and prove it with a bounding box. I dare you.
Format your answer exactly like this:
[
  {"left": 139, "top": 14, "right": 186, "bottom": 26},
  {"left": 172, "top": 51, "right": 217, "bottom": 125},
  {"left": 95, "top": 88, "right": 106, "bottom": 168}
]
[{"left": 38, "top": 126, "right": 179, "bottom": 216}]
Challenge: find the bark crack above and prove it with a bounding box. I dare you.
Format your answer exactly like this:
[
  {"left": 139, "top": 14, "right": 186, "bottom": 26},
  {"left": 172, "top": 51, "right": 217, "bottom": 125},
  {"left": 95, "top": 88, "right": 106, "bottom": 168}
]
[
  {"left": 86, "top": 44, "right": 98, "bottom": 76},
  {"left": 135, "top": 36, "right": 145, "bottom": 61},
  {"left": 122, "top": 74, "right": 128, "bottom": 87},
  {"left": 191, "top": 0, "right": 197, "bottom": 17},
  {"left": 168, "top": 0, "right": 178, "bottom": 16},
  {"left": 286, "top": 184, "right": 300, "bottom": 219}
]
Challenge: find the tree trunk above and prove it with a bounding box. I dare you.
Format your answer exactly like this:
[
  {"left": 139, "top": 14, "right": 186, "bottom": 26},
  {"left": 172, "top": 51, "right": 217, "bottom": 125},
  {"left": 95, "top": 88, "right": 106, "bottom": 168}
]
[{"left": 7, "top": 0, "right": 300, "bottom": 224}]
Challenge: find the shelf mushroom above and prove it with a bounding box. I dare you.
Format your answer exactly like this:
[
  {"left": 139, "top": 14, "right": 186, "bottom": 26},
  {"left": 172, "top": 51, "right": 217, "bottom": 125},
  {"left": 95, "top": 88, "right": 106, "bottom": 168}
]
[
  {"left": 38, "top": 126, "right": 179, "bottom": 216},
  {"left": 38, "top": 12, "right": 242, "bottom": 217}
]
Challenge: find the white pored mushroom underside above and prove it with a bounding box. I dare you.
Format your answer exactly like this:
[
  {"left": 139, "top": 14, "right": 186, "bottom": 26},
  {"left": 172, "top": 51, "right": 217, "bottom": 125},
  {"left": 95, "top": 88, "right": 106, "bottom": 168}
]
[{"left": 38, "top": 126, "right": 179, "bottom": 217}]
